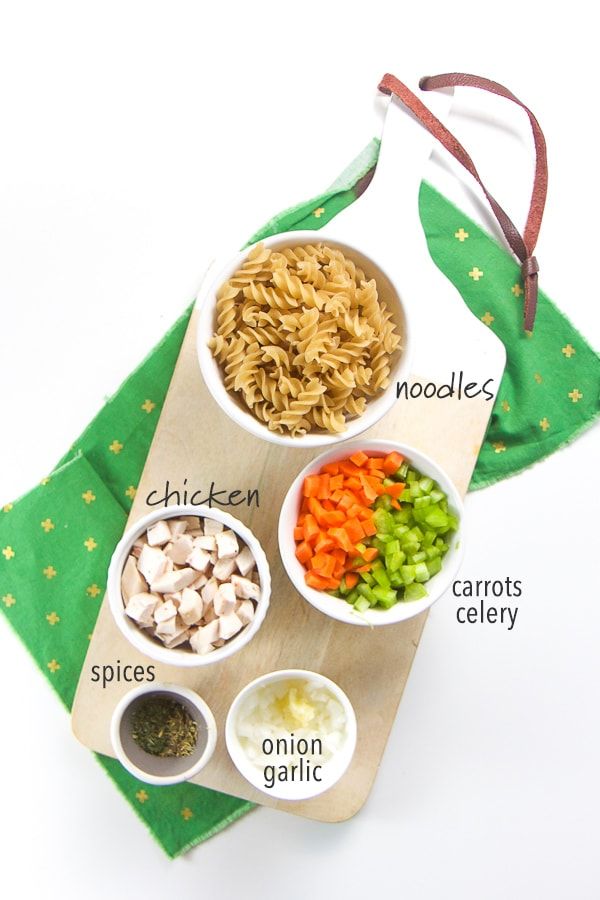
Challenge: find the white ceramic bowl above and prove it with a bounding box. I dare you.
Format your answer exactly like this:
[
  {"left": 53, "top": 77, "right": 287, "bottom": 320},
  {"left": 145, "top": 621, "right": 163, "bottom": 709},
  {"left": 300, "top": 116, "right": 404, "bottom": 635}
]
[
  {"left": 110, "top": 682, "right": 217, "bottom": 786},
  {"left": 278, "top": 439, "right": 465, "bottom": 626},
  {"left": 107, "top": 504, "right": 271, "bottom": 667},
  {"left": 196, "top": 231, "right": 411, "bottom": 448},
  {"left": 225, "top": 668, "right": 357, "bottom": 801}
]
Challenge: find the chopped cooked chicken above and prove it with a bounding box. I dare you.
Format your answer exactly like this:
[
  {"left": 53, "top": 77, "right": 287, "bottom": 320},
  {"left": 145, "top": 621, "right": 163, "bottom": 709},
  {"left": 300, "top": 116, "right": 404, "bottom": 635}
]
[
  {"left": 146, "top": 520, "right": 172, "bottom": 547},
  {"left": 178, "top": 588, "right": 204, "bottom": 626},
  {"left": 187, "top": 547, "right": 212, "bottom": 572},
  {"left": 125, "top": 592, "right": 158, "bottom": 626},
  {"left": 137, "top": 544, "right": 168, "bottom": 585},
  {"left": 165, "top": 534, "right": 194, "bottom": 565},
  {"left": 218, "top": 611, "right": 243, "bottom": 640},
  {"left": 214, "top": 582, "right": 237, "bottom": 616},
  {"left": 215, "top": 529, "right": 239, "bottom": 560},
  {"left": 122, "top": 555, "right": 148, "bottom": 601},
  {"left": 151, "top": 567, "right": 197, "bottom": 593},
  {"left": 213, "top": 556, "right": 236, "bottom": 581},
  {"left": 236, "top": 599, "right": 255, "bottom": 625},
  {"left": 189, "top": 619, "right": 220, "bottom": 654},
  {"left": 231, "top": 574, "right": 260, "bottom": 601},
  {"left": 203, "top": 518, "right": 224, "bottom": 536},
  {"left": 235, "top": 545, "right": 255, "bottom": 577}
]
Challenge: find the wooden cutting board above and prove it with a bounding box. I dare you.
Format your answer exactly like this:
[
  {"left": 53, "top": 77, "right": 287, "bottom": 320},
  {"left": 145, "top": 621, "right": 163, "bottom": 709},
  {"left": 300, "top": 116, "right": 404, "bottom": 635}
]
[{"left": 71, "top": 300, "right": 504, "bottom": 822}]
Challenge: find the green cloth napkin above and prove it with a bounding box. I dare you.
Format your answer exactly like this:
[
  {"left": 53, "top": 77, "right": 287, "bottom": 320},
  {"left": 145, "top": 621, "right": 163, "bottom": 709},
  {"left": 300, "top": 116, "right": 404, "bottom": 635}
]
[{"left": 1, "top": 138, "right": 598, "bottom": 858}]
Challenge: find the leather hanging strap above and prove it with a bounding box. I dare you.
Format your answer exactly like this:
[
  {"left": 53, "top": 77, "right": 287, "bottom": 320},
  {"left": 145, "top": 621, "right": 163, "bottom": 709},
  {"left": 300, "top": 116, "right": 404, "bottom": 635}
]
[{"left": 378, "top": 72, "right": 548, "bottom": 332}]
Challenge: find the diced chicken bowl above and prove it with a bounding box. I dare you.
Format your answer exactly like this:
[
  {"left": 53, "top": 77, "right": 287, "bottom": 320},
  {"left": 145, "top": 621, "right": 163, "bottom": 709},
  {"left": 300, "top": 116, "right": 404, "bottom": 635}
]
[{"left": 107, "top": 505, "right": 271, "bottom": 667}]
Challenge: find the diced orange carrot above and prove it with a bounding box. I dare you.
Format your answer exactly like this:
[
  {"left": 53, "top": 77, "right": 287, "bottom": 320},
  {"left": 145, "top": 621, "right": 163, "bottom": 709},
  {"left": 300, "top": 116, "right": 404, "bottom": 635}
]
[
  {"left": 321, "top": 509, "right": 346, "bottom": 527},
  {"left": 293, "top": 526, "right": 304, "bottom": 541},
  {"left": 305, "top": 571, "right": 332, "bottom": 590},
  {"left": 339, "top": 460, "right": 363, "bottom": 477},
  {"left": 362, "top": 546, "right": 379, "bottom": 562},
  {"left": 362, "top": 517, "right": 377, "bottom": 536},
  {"left": 316, "top": 474, "right": 331, "bottom": 500},
  {"left": 350, "top": 450, "right": 369, "bottom": 468},
  {"left": 383, "top": 451, "right": 404, "bottom": 475},
  {"left": 384, "top": 482, "right": 406, "bottom": 499},
  {"left": 303, "top": 514, "right": 320, "bottom": 543},
  {"left": 329, "top": 474, "right": 344, "bottom": 491},
  {"left": 321, "top": 499, "right": 335, "bottom": 510},
  {"left": 359, "top": 474, "right": 378, "bottom": 503},
  {"left": 347, "top": 502, "right": 366, "bottom": 519},
  {"left": 315, "top": 532, "right": 335, "bottom": 554},
  {"left": 344, "top": 517, "right": 364, "bottom": 543},
  {"left": 352, "top": 564, "right": 372, "bottom": 573},
  {"left": 303, "top": 474, "right": 321, "bottom": 498},
  {"left": 331, "top": 547, "right": 346, "bottom": 565},
  {"left": 295, "top": 541, "right": 312, "bottom": 564},
  {"left": 391, "top": 499, "right": 401, "bottom": 510},
  {"left": 337, "top": 493, "right": 355, "bottom": 512},
  {"left": 311, "top": 553, "right": 336, "bottom": 578},
  {"left": 329, "top": 527, "right": 355, "bottom": 554},
  {"left": 344, "top": 572, "right": 359, "bottom": 589},
  {"left": 321, "top": 462, "right": 340, "bottom": 475}
]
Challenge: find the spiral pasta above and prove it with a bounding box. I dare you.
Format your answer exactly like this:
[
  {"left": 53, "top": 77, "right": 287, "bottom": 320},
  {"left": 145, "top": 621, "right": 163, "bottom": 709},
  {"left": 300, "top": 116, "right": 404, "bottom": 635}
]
[{"left": 209, "top": 242, "right": 402, "bottom": 436}]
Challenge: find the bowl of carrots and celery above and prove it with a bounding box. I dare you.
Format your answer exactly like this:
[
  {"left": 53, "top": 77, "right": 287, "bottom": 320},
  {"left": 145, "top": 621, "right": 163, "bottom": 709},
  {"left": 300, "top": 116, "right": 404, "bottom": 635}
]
[{"left": 278, "top": 440, "right": 465, "bottom": 626}]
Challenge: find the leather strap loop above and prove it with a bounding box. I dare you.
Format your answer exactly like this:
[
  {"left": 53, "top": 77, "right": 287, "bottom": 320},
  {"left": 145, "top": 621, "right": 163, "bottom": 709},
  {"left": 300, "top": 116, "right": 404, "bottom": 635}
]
[{"left": 378, "top": 72, "right": 548, "bottom": 333}]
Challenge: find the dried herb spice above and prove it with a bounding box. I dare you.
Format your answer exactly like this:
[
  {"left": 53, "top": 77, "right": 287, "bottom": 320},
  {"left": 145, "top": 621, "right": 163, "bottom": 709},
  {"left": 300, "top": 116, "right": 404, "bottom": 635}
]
[{"left": 131, "top": 696, "right": 198, "bottom": 757}]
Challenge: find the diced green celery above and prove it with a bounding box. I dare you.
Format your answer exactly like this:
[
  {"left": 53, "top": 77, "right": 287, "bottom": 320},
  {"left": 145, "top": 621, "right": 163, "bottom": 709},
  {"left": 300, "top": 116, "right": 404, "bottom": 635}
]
[
  {"left": 400, "top": 564, "right": 416, "bottom": 584},
  {"left": 430, "top": 489, "right": 444, "bottom": 503},
  {"left": 419, "top": 476, "right": 434, "bottom": 492},
  {"left": 351, "top": 556, "right": 366, "bottom": 568},
  {"left": 447, "top": 514, "right": 459, "bottom": 531},
  {"left": 401, "top": 543, "right": 420, "bottom": 558},
  {"left": 338, "top": 577, "right": 349, "bottom": 596},
  {"left": 390, "top": 572, "right": 404, "bottom": 588},
  {"left": 422, "top": 530, "right": 435, "bottom": 547},
  {"left": 406, "top": 469, "right": 417, "bottom": 483},
  {"left": 414, "top": 562, "right": 430, "bottom": 582},
  {"left": 385, "top": 539, "right": 401, "bottom": 557},
  {"left": 424, "top": 507, "right": 449, "bottom": 529},
  {"left": 372, "top": 537, "right": 388, "bottom": 555},
  {"left": 373, "top": 508, "right": 394, "bottom": 534},
  {"left": 375, "top": 494, "right": 393, "bottom": 511},
  {"left": 354, "top": 596, "right": 371, "bottom": 613},
  {"left": 346, "top": 588, "right": 360, "bottom": 605},
  {"left": 403, "top": 583, "right": 428, "bottom": 602},
  {"left": 427, "top": 556, "right": 442, "bottom": 576},
  {"left": 398, "top": 462, "right": 409, "bottom": 479},
  {"left": 372, "top": 567, "right": 391, "bottom": 589},
  {"left": 355, "top": 542, "right": 367, "bottom": 554},
  {"left": 394, "top": 524, "right": 409, "bottom": 536},
  {"left": 409, "top": 483, "right": 423, "bottom": 499},
  {"left": 372, "top": 585, "right": 397, "bottom": 607},
  {"left": 357, "top": 583, "right": 378, "bottom": 605},
  {"left": 383, "top": 477, "right": 395, "bottom": 486},
  {"left": 410, "top": 550, "right": 426, "bottom": 564},
  {"left": 360, "top": 572, "right": 375, "bottom": 586},
  {"left": 387, "top": 551, "right": 403, "bottom": 573},
  {"left": 414, "top": 495, "right": 433, "bottom": 508},
  {"left": 425, "top": 546, "right": 441, "bottom": 560}
]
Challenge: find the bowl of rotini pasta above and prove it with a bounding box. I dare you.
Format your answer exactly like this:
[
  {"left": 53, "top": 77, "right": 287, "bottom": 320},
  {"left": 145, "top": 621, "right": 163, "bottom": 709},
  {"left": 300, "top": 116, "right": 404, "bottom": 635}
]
[{"left": 196, "top": 233, "right": 410, "bottom": 446}]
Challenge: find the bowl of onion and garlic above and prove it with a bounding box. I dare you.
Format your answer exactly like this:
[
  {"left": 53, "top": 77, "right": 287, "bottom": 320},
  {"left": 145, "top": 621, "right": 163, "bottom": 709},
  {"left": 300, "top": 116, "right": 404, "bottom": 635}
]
[{"left": 107, "top": 505, "right": 271, "bottom": 666}]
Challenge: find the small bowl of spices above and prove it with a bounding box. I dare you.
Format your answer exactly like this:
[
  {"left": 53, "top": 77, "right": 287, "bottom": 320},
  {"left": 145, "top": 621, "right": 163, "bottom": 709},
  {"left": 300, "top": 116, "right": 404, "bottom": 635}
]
[{"left": 110, "top": 683, "right": 217, "bottom": 785}]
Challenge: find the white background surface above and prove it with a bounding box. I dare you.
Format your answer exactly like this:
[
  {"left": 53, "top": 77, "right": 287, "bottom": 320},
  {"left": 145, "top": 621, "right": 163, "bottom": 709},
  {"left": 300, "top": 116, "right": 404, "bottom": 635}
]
[{"left": 1, "top": 2, "right": 599, "bottom": 898}]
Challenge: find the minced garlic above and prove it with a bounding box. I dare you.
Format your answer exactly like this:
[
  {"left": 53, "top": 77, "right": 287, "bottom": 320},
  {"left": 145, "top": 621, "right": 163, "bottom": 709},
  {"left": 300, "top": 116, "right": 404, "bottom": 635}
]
[{"left": 235, "top": 678, "right": 347, "bottom": 770}]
